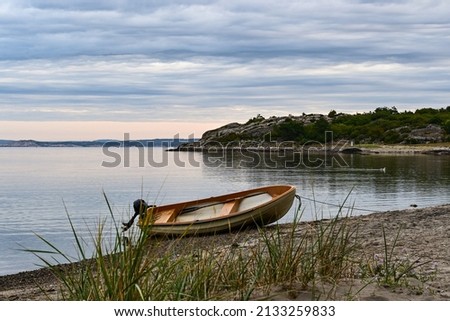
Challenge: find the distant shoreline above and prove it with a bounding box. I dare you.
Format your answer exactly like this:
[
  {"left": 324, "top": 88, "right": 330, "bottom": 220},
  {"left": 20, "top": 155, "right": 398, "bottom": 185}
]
[{"left": 0, "top": 138, "right": 195, "bottom": 148}]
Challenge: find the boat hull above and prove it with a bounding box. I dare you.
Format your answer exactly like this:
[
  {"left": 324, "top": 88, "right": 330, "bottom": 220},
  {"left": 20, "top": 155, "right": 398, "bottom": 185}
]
[{"left": 137, "top": 185, "right": 296, "bottom": 236}]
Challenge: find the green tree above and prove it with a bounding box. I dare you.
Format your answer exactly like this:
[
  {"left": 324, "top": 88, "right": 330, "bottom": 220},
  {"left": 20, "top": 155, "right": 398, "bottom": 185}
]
[{"left": 272, "top": 119, "right": 305, "bottom": 141}]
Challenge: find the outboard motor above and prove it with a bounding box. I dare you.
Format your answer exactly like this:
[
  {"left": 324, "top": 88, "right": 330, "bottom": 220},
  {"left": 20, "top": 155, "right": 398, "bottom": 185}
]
[
  {"left": 133, "top": 199, "right": 149, "bottom": 216},
  {"left": 123, "top": 199, "right": 149, "bottom": 231}
]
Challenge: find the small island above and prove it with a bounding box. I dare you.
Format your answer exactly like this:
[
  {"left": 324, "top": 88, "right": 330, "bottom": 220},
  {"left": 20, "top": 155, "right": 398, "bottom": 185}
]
[{"left": 175, "top": 106, "right": 450, "bottom": 154}]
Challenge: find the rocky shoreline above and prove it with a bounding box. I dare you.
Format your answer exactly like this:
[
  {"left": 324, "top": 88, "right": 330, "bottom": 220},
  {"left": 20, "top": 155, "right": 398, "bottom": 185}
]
[
  {"left": 1, "top": 204, "right": 450, "bottom": 301},
  {"left": 172, "top": 141, "right": 450, "bottom": 156}
]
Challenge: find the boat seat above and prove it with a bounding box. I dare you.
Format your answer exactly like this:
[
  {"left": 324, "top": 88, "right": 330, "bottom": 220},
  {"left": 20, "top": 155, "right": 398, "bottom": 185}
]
[
  {"left": 219, "top": 200, "right": 240, "bottom": 216},
  {"left": 154, "top": 208, "right": 178, "bottom": 223}
]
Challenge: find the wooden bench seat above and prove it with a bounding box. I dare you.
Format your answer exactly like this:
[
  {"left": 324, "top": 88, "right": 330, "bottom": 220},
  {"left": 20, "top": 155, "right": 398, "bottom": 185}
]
[
  {"left": 154, "top": 208, "right": 178, "bottom": 223},
  {"left": 219, "top": 201, "right": 240, "bottom": 216}
]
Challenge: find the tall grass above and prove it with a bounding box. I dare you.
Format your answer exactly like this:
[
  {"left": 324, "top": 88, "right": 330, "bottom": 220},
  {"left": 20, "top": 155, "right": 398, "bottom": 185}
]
[{"left": 27, "top": 193, "right": 425, "bottom": 300}]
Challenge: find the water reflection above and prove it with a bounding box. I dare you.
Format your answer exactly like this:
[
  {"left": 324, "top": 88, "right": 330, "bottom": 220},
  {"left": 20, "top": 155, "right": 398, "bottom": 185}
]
[
  {"left": 201, "top": 149, "right": 354, "bottom": 170},
  {"left": 200, "top": 149, "right": 400, "bottom": 183},
  {"left": 200, "top": 150, "right": 450, "bottom": 220}
]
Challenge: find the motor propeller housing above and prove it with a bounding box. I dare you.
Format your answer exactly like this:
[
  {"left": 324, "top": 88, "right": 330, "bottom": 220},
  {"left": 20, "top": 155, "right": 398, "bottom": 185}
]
[{"left": 133, "top": 199, "right": 148, "bottom": 215}]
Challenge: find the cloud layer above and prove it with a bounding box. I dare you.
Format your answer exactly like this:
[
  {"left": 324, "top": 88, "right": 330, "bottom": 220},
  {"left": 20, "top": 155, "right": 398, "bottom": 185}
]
[{"left": 1, "top": 0, "right": 450, "bottom": 127}]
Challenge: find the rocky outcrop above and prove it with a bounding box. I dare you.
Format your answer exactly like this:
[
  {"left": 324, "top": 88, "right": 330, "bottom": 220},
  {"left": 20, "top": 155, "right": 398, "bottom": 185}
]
[
  {"left": 407, "top": 124, "right": 446, "bottom": 143},
  {"left": 201, "top": 114, "right": 329, "bottom": 144},
  {"left": 175, "top": 114, "right": 326, "bottom": 151}
]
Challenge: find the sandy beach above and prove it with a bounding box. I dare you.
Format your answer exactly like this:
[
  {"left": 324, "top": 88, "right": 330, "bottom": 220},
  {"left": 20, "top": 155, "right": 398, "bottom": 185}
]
[
  {"left": 1, "top": 203, "right": 449, "bottom": 301},
  {"left": 355, "top": 144, "right": 450, "bottom": 155}
]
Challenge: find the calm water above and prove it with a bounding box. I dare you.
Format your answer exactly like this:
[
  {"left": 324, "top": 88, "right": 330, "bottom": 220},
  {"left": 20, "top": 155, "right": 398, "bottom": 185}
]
[{"left": 0, "top": 147, "right": 449, "bottom": 276}]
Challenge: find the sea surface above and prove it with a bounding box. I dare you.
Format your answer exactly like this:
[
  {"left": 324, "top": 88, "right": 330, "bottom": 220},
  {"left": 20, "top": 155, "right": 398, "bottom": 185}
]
[{"left": 0, "top": 147, "right": 449, "bottom": 276}]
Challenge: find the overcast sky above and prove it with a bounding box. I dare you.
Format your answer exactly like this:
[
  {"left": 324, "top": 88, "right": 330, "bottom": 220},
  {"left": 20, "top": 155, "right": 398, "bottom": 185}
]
[{"left": 1, "top": 0, "right": 449, "bottom": 139}]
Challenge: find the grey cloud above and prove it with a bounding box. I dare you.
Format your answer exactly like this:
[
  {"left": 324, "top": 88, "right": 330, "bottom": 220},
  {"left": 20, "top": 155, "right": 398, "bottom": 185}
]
[
  {"left": 1, "top": 0, "right": 449, "bottom": 123},
  {"left": 0, "top": 1, "right": 443, "bottom": 60}
]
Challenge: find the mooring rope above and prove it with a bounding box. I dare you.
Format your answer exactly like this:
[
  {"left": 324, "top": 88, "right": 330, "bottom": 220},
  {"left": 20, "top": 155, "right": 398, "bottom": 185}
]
[{"left": 296, "top": 194, "right": 381, "bottom": 213}]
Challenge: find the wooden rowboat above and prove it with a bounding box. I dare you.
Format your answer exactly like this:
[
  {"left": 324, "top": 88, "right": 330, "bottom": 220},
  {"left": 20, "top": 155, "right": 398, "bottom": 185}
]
[{"left": 135, "top": 185, "right": 296, "bottom": 236}]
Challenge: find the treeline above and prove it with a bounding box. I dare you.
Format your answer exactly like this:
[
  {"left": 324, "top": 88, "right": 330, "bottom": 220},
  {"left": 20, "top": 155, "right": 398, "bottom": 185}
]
[{"left": 270, "top": 107, "right": 450, "bottom": 144}]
